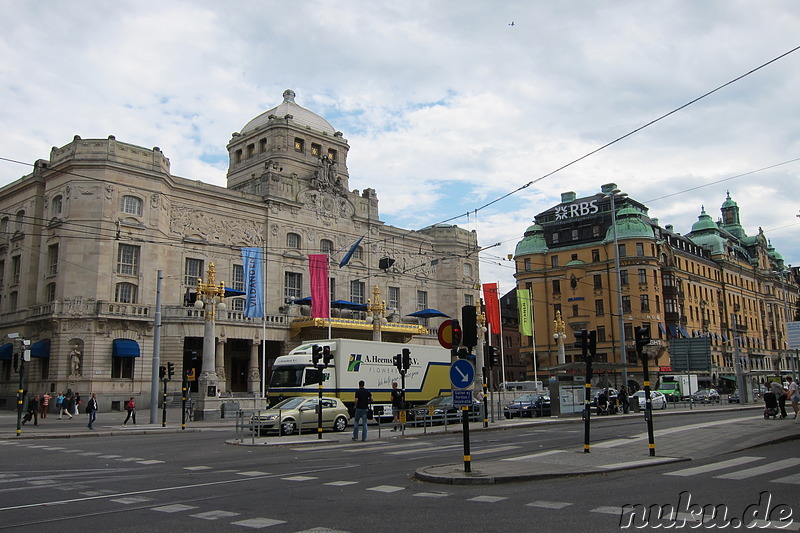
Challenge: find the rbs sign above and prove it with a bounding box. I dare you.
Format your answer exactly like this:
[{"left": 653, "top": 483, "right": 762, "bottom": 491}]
[{"left": 554, "top": 199, "right": 599, "bottom": 220}]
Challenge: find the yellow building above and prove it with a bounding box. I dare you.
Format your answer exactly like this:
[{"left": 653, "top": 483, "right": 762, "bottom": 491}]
[{"left": 514, "top": 184, "right": 798, "bottom": 394}]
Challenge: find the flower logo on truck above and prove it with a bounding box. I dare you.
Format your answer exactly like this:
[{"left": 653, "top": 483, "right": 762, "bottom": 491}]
[{"left": 347, "top": 354, "right": 362, "bottom": 372}]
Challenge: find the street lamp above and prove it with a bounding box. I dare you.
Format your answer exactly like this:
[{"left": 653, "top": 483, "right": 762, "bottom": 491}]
[
  {"left": 195, "top": 263, "right": 226, "bottom": 404},
  {"left": 602, "top": 186, "right": 629, "bottom": 388},
  {"left": 553, "top": 309, "right": 567, "bottom": 365},
  {"left": 365, "top": 285, "right": 387, "bottom": 342}
]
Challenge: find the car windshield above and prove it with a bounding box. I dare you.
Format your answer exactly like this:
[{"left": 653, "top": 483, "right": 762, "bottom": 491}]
[
  {"left": 425, "top": 396, "right": 447, "bottom": 406},
  {"left": 271, "top": 397, "right": 309, "bottom": 410},
  {"left": 513, "top": 394, "right": 539, "bottom": 403}
]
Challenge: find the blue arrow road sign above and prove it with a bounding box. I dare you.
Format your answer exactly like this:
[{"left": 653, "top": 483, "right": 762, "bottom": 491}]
[{"left": 450, "top": 359, "right": 475, "bottom": 389}]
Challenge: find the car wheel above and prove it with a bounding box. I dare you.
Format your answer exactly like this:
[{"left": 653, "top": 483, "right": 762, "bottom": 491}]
[
  {"left": 333, "top": 415, "right": 347, "bottom": 432},
  {"left": 280, "top": 419, "right": 297, "bottom": 436}
]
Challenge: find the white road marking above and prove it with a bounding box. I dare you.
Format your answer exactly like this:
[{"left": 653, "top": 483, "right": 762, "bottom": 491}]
[
  {"left": 502, "top": 450, "right": 566, "bottom": 461},
  {"left": 152, "top": 504, "right": 198, "bottom": 513},
  {"left": 527, "top": 500, "right": 573, "bottom": 509},
  {"left": 282, "top": 476, "right": 317, "bottom": 482},
  {"left": 230, "top": 517, "right": 286, "bottom": 528},
  {"left": 715, "top": 458, "right": 800, "bottom": 480},
  {"left": 191, "top": 510, "right": 241, "bottom": 520},
  {"left": 324, "top": 481, "right": 358, "bottom": 486},
  {"left": 367, "top": 485, "right": 404, "bottom": 493},
  {"left": 468, "top": 495, "right": 507, "bottom": 503},
  {"left": 664, "top": 456, "right": 763, "bottom": 477}
]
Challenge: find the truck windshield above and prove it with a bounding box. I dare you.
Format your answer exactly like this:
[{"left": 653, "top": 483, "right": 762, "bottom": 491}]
[
  {"left": 660, "top": 383, "right": 678, "bottom": 390},
  {"left": 269, "top": 365, "right": 306, "bottom": 387}
]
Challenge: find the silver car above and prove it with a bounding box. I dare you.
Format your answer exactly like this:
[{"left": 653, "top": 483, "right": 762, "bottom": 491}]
[{"left": 251, "top": 396, "right": 349, "bottom": 436}]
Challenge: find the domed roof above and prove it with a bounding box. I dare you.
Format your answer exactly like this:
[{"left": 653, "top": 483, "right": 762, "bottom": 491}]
[
  {"left": 691, "top": 206, "right": 718, "bottom": 232},
  {"left": 605, "top": 206, "right": 654, "bottom": 241},
  {"left": 721, "top": 190, "right": 737, "bottom": 209},
  {"left": 515, "top": 224, "right": 548, "bottom": 257},
  {"left": 240, "top": 90, "right": 336, "bottom": 135}
]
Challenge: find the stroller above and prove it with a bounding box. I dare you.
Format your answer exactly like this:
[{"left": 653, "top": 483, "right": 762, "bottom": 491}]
[{"left": 763, "top": 392, "right": 779, "bottom": 419}]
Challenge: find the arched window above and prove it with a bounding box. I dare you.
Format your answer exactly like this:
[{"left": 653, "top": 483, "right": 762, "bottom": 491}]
[
  {"left": 353, "top": 246, "right": 363, "bottom": 260},
  {"left": 320, "top": 239, "right": 334, "bottom": 255},
  {"left": 45, "top": 282, "right": 57, "bottom": 303},
  {"left": 15, "top": 210, "right": 25, "bottom": 231},
  {"left": 0, "top": 217, "right": 8, "bottom": 234},
  {"left": 51, "top": 195, "right": 63, "bottom": 216},
  {"left": 115, "top": 283, "right": 138, "bottom": 303},
  {"left": 287, "top": 232, "right": 301, "bottom": 249},
  {"left": 463, "top": 263, "right": 473, "bottom": 277},
  {"left": 121, "top": 195, "right": 143, "bottom": 216}
]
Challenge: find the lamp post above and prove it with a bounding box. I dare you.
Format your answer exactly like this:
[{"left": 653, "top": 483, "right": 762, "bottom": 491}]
[
  {"left": 366, "top": 285, "right": 387, "bottom": 342},
  {"left": 553, "top": 310, "right": 567, "bottom": 365},
  {"left": 604, "top": 187, "right": 629, "bottom": 388},
  {"left": 194, "top": 263, "right": 226, "bottom": 417}
]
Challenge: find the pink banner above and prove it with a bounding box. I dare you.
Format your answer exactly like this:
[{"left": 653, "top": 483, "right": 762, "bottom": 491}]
[
  {"left": 309, "top": 254, "right": 330, "bottom": 319},
  {"left": 482, "top": 283, "right": 500, "bottom": 334}
]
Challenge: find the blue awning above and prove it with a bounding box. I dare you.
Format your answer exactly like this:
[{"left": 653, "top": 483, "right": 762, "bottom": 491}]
[
  {"left": 668, "top": 325, "right": 678, "bottom": 338},
  {"left": 658, "top": 323, "right": 667, "bottom": 336},
  {"left": 30, "top": 339, "right": 50, "bottom": 358},
  {"left": 721, "top": 333, "right": 729, "bottom": 342},
  {"left": 113, "top": 339, "right": 140, "bottom": 358},
  {"left": 0, "top": 343, "right": 12, "bottom": 361},
  {"left": 678, "top": 326, "right": 690, "bottom": 338}
]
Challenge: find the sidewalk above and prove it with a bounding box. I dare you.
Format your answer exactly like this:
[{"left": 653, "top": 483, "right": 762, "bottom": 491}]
[{"left": 3, "top": 403, "right": 798, "bottom": 485}]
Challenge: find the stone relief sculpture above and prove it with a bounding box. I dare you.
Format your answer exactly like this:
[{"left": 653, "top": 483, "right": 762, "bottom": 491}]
[{"left": 170, "top": 206, "right": 264, "bottom": 246}]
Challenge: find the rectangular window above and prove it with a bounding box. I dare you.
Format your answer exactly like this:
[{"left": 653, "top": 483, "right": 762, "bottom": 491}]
[
  {"left": 592, "top": 226, "right": 600, "bottom": 237},
  {"left": 465, "top": 294, "right": 474, "bottom": 306},
  {"left": 622, "top": 295, "right": 631, "bottom": 314},
  {"left": 111, "top": 357, "right": 134, "bottom": 379},
  {"left": 47, "top": 244, "right": 59, "bottom": 276},
  {"left": 247, "top": 143, "right": 255, "bottom": 158},
  {"left": 595, "top": 299, "right": 604, "bottom": 316},
  {"left": 284, "top": 272, "right": 302, "bottom": 301},
  {"left": 552, "top": 233, "right": 559, "bottom": 244},
  {"left": 591, "top": 249, "right": 600, "bottom": 263},
  {"left": 571, "top": 229, "right": 579, "bottom": 241},
  {"left": 552, "top": 280, "right": 561, "bottom": 295},
  {"left": 0, "top": 260, "right": 4, "bottom": 290},
  {"left": 593, "top": 274, "right": 602, "bottom": 290},
  {"left": 12, "top": 256, "right": 21, "bottom": 285},
  {"left": 259, "top": 139, "right": 267, "bottom": 153},
  {"left": 624, "top": 323, "right": 634, "bottom": 343},
  {"left": 620, "top": 270, "right": 629, "bottom": 286},
  {"left": 572, "top": 304, "right": 579, "bottom": 317},
  {"left": 46, "top": 282, "right": 56, "bottom": 303},
  {"left": 638, "top": 268, "right": 647, "bottom": 285},
  {"left": 524, "top": 258, "right": 531, "bottom": 271},
  {"left": 551, "top": 256, "right": 558, "bottom": 267},
  {"left": 553, "top": 303, "right": 561, "bottom": 317},
  {"left": 311, "top": 143, "right": 321, "bottom": 156},
  {"left": 388, "top": 287, "right": 400, "bottom": 310},
  {"left": 640, "top": 294, "right": 650, "bottom": 312},
  {"left": 328, "top": 148, "right": 337, "bottom": 161},
  {"left": 184, "top": 258, "right": 203, "bottom": 286},
  {"left": 350, "top": 281, "right": 366, "bottom": 304},
  {"left": 597, "top": 326, "right": 606, "bottom": 342},
  {"left": 636, "top": 242, "right": 645, "bottom": 256},
  {"left": 618, "top": 243, "right": 626, "bottom": 257},
  {"left": 232, "top": 264, "right": 244, "bottom": 291},
  {"left": 417, "top": 290, "right": 428, "bottom": 310},
  {"left": 294, "top": 138, "right": 305, "bottom": 152},
  {"left": 117, "top": 245, "right": 140, "bottom": 276}
]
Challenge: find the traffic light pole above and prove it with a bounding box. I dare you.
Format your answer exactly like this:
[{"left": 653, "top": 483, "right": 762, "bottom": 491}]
[
  {"left": 635, "top": 326, "right": 656, "bottom": 456},
  {"left": 162, "top": 379, "right": 168, "bottom": 428},
  {"left": 181, "top": 375, "right": 188, "bottom": 430},
  {"left": 15, "top": 359, "right": 25, "bottom": 437}
]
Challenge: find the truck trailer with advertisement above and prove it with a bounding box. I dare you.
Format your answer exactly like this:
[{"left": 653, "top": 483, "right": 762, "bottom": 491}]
[{"left": 268, "top": 339, "right": 453, "bottom": 416}]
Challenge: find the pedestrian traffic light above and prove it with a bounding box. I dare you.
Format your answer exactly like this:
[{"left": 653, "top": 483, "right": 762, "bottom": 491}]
[
  {"left": 322, "top": 345, "right": 333, "bottom": 366},
  {"left": 574, "top": 330, "right": 589, "bottom": 356},
  {"left": 635, "top": 326, "right": 651, "bottom": 361},
  {"left": 167, "top": 361, "right": 175, "bottom": 380},
  {"left": 311, "top": 344, "right": 322, "bottom": 366},
  {"left": 486, "top": 345, "right": 498, "bottom": 368},
  {"left": 402, "top": 348, "right": 411, "bottom": 371},
  {"left": 159, "top": 365, "right": 166, "bottom": 380},
  {"left": 393, "top": 353, "right": 403, "bottom": 372},
  {"left": 451, "top": 319, "right": 462, "bottom": 349},
  {"left": 461, "top": 305, "right": 477, "bottom": 348}
]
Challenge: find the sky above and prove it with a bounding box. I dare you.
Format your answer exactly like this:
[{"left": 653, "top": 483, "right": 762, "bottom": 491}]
[{"left": 1, "top": 1, "right": 799, "bottom": 296}]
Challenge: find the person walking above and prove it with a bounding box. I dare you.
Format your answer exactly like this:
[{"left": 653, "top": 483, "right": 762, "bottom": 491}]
[
  {"left": 390, "top": 381, "right": 404, "bottom": 432},
  {"left": 23, "top": 395, "right": 40, "bottom": 426},
  {"left": 40, "top": 392, "right": 51, "bottom": 419},
  {"left": 86, "top": 393, "right": 99, "bottom": 430},
  {"left": 770, "top": 380, "right": 788, "bottom": 419},
  {"left": 59, "top": 393, "right": 73, "bottom": 420},
  {"left": 352, "top": 380, "right": 372, "bottom": 442},
  {"left": 123, "top": 397, "right": 136, "bottom": 425},
  {"left": 619, "top": 386, "right": 630, "bottom": 414},
  {"left": 787, "top": 377, "right": 799, "bottom": 420},
  {"left": 73, "top": 393, "right": 82, "bottom": 416}
]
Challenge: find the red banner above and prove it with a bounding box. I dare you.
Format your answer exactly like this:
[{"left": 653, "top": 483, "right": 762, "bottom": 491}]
[
  {"left": 308, "top": 254, "right": 329, "bottom": 319},
  {"left": 482, "top": 283, "right": 500, "bottom": 334}
]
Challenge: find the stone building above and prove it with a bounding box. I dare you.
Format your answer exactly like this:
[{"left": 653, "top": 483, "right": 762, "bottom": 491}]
[
  {"left": 514, "top": 183, "right": 798, "bottom": 394},
  {"left": 0, "top": 90, "right": 479, "bottom": 411}
]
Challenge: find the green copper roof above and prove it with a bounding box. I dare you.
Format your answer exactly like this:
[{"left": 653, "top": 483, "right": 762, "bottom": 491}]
[
  {"left": 721, "top": 190, "right": 737, "bottom": 209},
  {"left": 691, "top": 206, "right": 718, "bottom": 232},
  {"left": 515, "top": 224, "right": 548, "bottom": 256},
  {"left": 605, "top": 206, "right": 654, "bottom": 241}
]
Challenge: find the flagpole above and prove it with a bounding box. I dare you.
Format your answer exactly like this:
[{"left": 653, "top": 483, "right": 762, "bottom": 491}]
[
  {"left": 529, "top": 288, "right": 538, "bottom": 383},
  {"left": 261, "top": 244, "right": 267, "bottom": 400},
  {"left": 328, "top": 256, "right": 332, "bottom": 340}
]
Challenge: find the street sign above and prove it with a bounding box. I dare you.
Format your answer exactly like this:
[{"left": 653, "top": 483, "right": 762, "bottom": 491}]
[
  {"left": 668, "top": 338, "right": 711, "bottom": 372},
  {"left": 452, "top": 388, "right": 474, "bottom": 407},
  {"left": 450, "top": 359, "right": 475, "bottom": 389},
  {"left": 438, "top": 320, "right": 454, "bottom": 349}
]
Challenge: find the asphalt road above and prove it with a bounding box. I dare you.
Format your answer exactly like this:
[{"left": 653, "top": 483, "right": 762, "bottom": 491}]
[{"left": 1, "top": 410, "right": 797, "bottom": 532}]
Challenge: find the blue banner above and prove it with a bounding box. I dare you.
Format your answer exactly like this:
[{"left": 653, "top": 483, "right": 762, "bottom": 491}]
[{"left": 241, "top": 247, "right": 264, "bottom": 318}]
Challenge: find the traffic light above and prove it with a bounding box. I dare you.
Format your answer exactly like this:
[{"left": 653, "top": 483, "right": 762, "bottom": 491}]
[
  {"left": 311, "top": 344, "right": 322, "bottom": 366},
  {"left": 167, "top": 361, "right": 175, "bottom": 380},
  {"left": 451, "top": 319, "right": 462, "bottom": 348},
  {"left": 461, "top": 305, "right": 477, "bottom": 348},
  {"left": 393, "top": 353, "right": 403, "bottom": 372},
  {"left": 159, "top": 365, "right": 166, "bottom": 380},
  {"left": 635, "top": 326, "right": 651, "bottom": 361},
  {"left": 588, "top": 330, "right": 597, "bottom": 356},
  {"left": 574, "top": 330, "right": 589, "bottom": 357},
  {"left": 486, "top": 345, "right": 497, "bottom": 368},
  {"left": 402, "top": 348, "right": 411, "bottom": 371},
  {"left": 322, "top": 345, "right": 333, "bottom": 366}
]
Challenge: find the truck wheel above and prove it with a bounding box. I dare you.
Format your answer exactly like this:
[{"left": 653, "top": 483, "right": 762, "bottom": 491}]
[
  {"left": 333, "top": 416, "right": 347, "bottom": 432},
  {"left": 280, "top": 419, "right": 297, "bottom": 436}
]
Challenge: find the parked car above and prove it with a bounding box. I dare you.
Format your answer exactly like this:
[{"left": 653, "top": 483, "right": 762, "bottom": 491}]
[
  {"left": 631, "top": 390, "right": 667, "bottom": 410},
  {"left": 250, "top": 396, "right": 349, "bottom": 436},
  {"left": 691, "top": 389, "right": 721, "bottom": 403},
  {"left": 411, "top": 395, "right": 482, "bottom": 425},
  {"left": 503, "top": 394, "right": 551, "bottom": 418}
]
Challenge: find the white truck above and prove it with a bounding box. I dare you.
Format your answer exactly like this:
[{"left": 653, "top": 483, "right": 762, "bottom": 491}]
[
  {"left": 657, "top": 374, "right": 698, "bottom": 401},
  {"left": 268, "top": 339, "right": 453, "bottom": 417}
]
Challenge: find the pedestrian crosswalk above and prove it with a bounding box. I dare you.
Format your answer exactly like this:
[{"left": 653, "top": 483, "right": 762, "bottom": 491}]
[{"left": 663, "top": 456, "right": 800, "bottom": 484}]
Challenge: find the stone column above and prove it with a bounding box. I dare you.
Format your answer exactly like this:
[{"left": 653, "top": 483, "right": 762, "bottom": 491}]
[{"left": 248, "top": 341, "right": 261, "bottom": 394}]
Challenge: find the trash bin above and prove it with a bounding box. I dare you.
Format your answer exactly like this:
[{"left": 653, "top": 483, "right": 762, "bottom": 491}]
[{"left": 221, "top": 401, "right": 240, "bottom": 418}]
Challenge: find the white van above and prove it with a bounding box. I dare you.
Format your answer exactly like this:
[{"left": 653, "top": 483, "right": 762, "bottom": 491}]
[{"left": 499, "top": 381, "right": 543, "bottom": 392}]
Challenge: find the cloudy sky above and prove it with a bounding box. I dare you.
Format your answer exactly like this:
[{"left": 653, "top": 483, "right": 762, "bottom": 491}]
[{"left": 2, "top": 1, "right": 799, "bottom": 295}]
